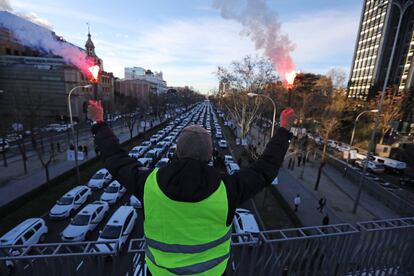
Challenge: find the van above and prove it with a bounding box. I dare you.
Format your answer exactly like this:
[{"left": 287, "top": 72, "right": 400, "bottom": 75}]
[
  {"left": 372, "top": 156, "right": 406, "bottom": 173},
  {"left": 96, "top": 206, "right": 137, "bottom": 253},
  {"left": 0, "top": 218, "right": 48, "bottom": 249}
]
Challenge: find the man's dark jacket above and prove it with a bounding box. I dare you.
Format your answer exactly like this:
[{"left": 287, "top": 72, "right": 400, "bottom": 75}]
[{"left": 92, "top": 124, "right": 291, "bottom": 226}]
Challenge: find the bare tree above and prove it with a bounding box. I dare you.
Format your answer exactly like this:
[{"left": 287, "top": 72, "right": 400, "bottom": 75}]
[
  {"left": 0, "top": 114, "right": 10, "bottom": 167},
  {"left": 314, "top": 91, "right": 347, "bottom": 190},
  {"left": 377, "top": 88, "right": 403, "bottom": 144},
  {"left": 326, "top": 67, "right": 347, "bottom": 89},
  {"left": 216, "top": 55, "right": 277, "bottom": 143},
  {"left": 23, "top": 90, "right": 57, "bottom": 183}
]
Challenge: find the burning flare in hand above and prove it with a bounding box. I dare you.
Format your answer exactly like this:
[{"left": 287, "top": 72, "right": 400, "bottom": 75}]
[
  {"left": 285, "top": 70, "right": 297, "bottom": 88},
  {"left": 88, "top": 65, "right": 100, "bottom": 83}
]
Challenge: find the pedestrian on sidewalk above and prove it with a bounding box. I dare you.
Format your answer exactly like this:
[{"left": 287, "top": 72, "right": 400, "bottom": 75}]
[
  {"left": 294, "top": 194, "right": 301, "bottom": 212},
  {"left": 322, "top": 214, "right": 330, "bottom": 225},
  {"left": 57, "top": 142, "right": 61, "bottom": 153},
  {"left": 317, "top": 197, "right": 327, "bottom": 213},
  {"left": 83, "top": 145, "right": 88, "bottom": 158},
  {"left": 69, "top": 143, "right": 74, "bottom": 151},
  {"left": 94, "top": 145, "right": 100, "bottom": 156},
  {"left": 297, "top": 153, "right": 302, "bottom": 167},
  {"left": 78, "top": 144, "right": 83, "bottom": 152}
]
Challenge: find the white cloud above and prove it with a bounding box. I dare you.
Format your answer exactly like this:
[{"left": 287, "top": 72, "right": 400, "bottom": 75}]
[
  {"left": 284, "top": 9, "right": 360, "bottom": 74},
  {"left": 96, "top": 8, "right": 360, "bottom": 93},
  {"left": 11, "top": 0, "right": 106, "bottom": 24},
  {"left": 93, "top": 17, "right": 259, "bottom": 93}
]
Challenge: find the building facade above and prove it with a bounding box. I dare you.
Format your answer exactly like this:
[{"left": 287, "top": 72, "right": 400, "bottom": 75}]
[
  {"left": 0, "top": 13, "right": 114, "bottom": 122},
  {"left": 0, "top": 55, "right": 67, "bottom": 119},
  {"left": 348, "top": 0, "right": 414, "bottom": 100},
  {"left": 124, "top": 67, "right": 167, "bottom": 94}
]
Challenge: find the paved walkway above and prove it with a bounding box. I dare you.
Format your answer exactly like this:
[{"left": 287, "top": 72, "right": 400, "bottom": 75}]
[{"left": 0, "top": 118, "right": 162, "bottom": 208}]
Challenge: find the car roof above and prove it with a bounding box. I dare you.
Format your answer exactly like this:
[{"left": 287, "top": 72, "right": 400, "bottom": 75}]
[
  {"left": 108, "top": 180, "right": 121, "bottom": 187},
  {"left": 78, "top": 203, "right": 101, "bottom": 215},
  {"left": 159, "top": 158, "right": 170, "bottom": 162},
  {"left": 108, "top": 206, "right": 135, "bottom": 225},
  {"left": 96, "top": 168, "right": 108, "bottom": 174},
  {"left": 1, "top": 218, "right": 43, "bottom": 241},
  {"left": 236, "top": 211, "right": 259, "bottom": 232},
  {"left": 65, "top": 186, "right": 87, "bottom": 197},
  {"left": 227, "top": 163, "right": 240, "bottom": 169}
]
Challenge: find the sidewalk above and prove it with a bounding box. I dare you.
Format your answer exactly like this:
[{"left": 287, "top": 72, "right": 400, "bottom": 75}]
[
  {"left": 245, "top": 123, "right": 400, "bottom": 226},
  {"left": 276, "top": 168, "right": 342, "bottom": 226},
  {"left": 0, "top": 118, "right": 162, "bottom": 208},
  {"left": 280, "top": 154, "right": 400, "bottom": 225}
]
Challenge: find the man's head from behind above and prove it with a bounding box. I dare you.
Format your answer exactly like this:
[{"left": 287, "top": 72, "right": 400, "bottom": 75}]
[{"left": 176, "top": 125, "right": 212, "bottom": 162}]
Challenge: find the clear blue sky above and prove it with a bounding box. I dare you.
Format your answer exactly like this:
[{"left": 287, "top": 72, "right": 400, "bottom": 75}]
[{"left": 7, "top": 0, "right": 363, "bottom": 93}]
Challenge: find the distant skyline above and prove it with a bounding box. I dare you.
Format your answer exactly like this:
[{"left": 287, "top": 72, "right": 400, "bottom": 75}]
[{"left": 3, "top": 0, "right": 363, "bottom": 93}]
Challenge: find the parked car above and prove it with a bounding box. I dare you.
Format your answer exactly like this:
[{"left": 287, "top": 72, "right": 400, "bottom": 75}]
[
  {"left": 372, "top": 156, "right": 407, "bottom": 174},
  {"left": 226, "top": 162, "right": 240, "bottom": 175},
  {"left": 355, "top": 160, "right": 385, "bottom": 174},
  {"left": 166, "top": 147, "right": 176, "bottom": 159},
  {"left": 61, "top": 201, "right": 109, "bottom": 242},
  {"left": 6, "top": 133, "right": 23, "bottom": 143},
  {"left": 128, "top": 146, "right": 146, "bottom": 159},
  {"left": 49, "top": 186, "right": 92, "bottom": 219},
  {"left": 233, "top": 209, "right": 260, "bottom": 243},
  {"left": 155, "top": 158, "right": 170, "bottom": 168},
  {"left": 87, "top": 169, "right": 112, "bottom": 190},
  {"left": 0, "top": 139, "right": 9, "bottom": 152},
  {"left": 100, "top": 181, "right": 126, "bottom": 205},
  {"left": 129, "top": 195, "right": 142, "bottom": 209},
  {"left": 137, "top": 157, "right": 152, "bottom": 168},
  {"left": 218, "top": 140, "right": 228, "bottom": 148},
  {"left": 224, "top": 155, "right": 234, "bottom": 165},
  {"left": 96, "top": 206, "right": 137, "bottom": 253},
  {"left": 0, "top": 218, "right": 48, "bottom": 250}
]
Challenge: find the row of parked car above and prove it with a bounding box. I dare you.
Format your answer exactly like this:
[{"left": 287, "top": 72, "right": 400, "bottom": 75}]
[
  {"left": 0, "top": 106, "right": 203, "bottom": 259},
  {"left": 0, "top": 102, "right": 260, "bottom": 262},
  {"left": 208, "top": 105, "right": 259, "bottom": 240}
]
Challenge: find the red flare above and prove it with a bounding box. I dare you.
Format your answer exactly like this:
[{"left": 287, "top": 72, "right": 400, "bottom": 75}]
[
  {"left": 88, "top": 65, "right": 100, "bottom": 83},
  {"left": 284, "top": 70, "right": 297, "bottom": 88}
]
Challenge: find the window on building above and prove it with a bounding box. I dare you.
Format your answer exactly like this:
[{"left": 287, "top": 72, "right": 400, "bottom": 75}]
[{"left": 14, "top": 50, "right": 19, "bottom": 56}]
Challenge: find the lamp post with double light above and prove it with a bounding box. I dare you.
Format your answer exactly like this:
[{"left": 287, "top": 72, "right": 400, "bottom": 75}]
[
  {"left": 344, "top": 109, "right": 378, "bottom": 176},
  {"left": 247, "top": 93, "right": 277, "bottom": 138},
  {"left": 68, "top": 84, "right": 92, "bottom": 185}
]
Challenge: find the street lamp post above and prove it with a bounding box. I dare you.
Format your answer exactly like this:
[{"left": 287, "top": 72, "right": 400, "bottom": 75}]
[
  {"left": 352, "top": 0, "right": 413, "bottom": 214},
  {"left": 248, "top": 93, "right": 277, "bottom": 137},
  {"left": 344, "top": 109, "right": 378, "bottom": 176},
  {"left": 68, "top": 84, "right": 92, "bottom": 185}
]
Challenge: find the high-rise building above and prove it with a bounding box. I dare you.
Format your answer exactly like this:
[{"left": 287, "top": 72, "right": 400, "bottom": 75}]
[{"left": 348, "top": 0, "right": 414, "bottom": 100}]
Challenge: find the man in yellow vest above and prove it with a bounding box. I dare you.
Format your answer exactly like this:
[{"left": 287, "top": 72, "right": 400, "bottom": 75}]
[{"left": 88, "top": 101, "right": 294, "bottom": 275}]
